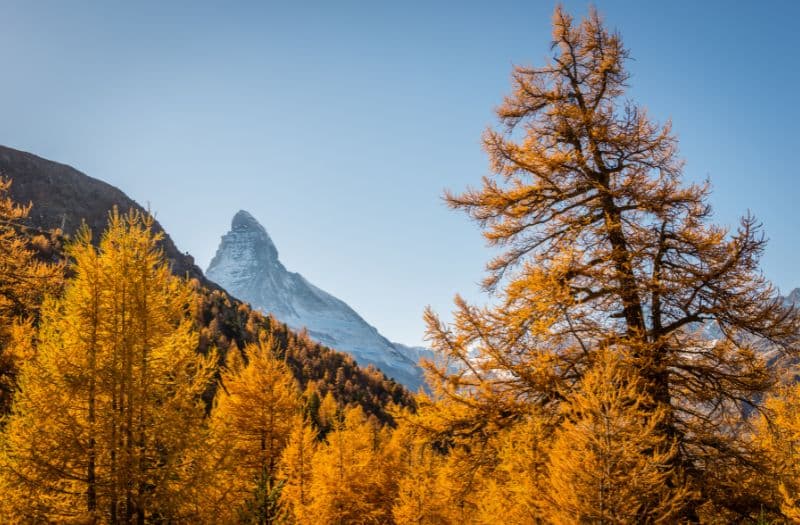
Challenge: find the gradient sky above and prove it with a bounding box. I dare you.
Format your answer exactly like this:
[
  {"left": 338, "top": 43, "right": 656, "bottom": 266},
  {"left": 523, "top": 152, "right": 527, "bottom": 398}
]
[{"left": 1, "top": 1, "right": 797, "bottom": 346}]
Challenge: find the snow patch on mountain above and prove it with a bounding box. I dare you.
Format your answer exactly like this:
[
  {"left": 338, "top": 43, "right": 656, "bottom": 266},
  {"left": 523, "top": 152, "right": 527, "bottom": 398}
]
[
  {"left": 784, "top": 288, "right": 800, "bottom": 307},
  {"left": 206, "top": 210, "right": 432, "bottom": 390}
]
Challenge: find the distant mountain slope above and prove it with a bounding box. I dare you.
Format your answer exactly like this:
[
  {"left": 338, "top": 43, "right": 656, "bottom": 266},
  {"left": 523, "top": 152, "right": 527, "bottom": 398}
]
[
  {"left": 785, "top": 288, "right": 800, "bottom": 307},
  {"left": 0, "top": 145, "right": 207, "bottom": 285},
  {"left": 206, "top": 210, "right": 433, "bottom": 390}
]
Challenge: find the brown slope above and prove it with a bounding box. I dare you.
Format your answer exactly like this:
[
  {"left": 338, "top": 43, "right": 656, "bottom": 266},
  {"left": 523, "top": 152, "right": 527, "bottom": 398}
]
[{"left": 0, "top": 144, "right": 208, "bottom": 286}]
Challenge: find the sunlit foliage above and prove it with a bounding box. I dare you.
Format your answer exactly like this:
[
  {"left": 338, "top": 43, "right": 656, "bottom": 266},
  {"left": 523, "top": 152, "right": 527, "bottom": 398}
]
[
  {"left": 420, "top": 5, "right": 799, "bottom": 521},
  {"left": 544, "top": 351, "right": 692, "bottom": 523},
  {"left": 755, "top": 382, "right": 800, "bottom": 521},
  {"left": 200, "top": 336, "right": 302, "bottom": 523},
  {"left": 0, "top": 177, "right": 64, "bottom": 413},
  {"left": 0, "top": 210, "right": 216, "bottom": 522}
]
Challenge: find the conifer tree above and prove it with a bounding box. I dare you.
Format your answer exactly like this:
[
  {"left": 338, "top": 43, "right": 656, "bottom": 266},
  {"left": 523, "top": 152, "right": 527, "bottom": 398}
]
[
  {"left": 755, "top": 382, "right": 800, "bottom": 521},
  {"left": 474, "top": 414, "right": 551, "bottom": 524},
  {"left": 393, "top": 458, "right": 441, "bottom": 524},
  {"left": 0, "top": 177, "right": 64, "bottom": 414},
  {"left": 423, "top": 6, "right": 799, "bottom": 517},
  {"left": 544, "top": 351, "right": 691, "bottom": 523},
  {"left": 393, "top": 399, "right": 549, "bottom": 525},
  {"left": 0, "top": 209, "right": 215, "bottom": 523},
  {"left": 397, "top": 382, "right": 529, "bottom": 524},
  {"left": 307, "top": 405, "right": 395, "bottom": 524},
  {"left": 303, "top": 384, "right": 322, "bottom": 427},
  {"left": 279, "top": 418, "right": 318, "bottom": 523},
  {"left": 390, "top": 433, "right": 455, "bottom": 525},
  {"left": 317, "top": 389, "right": 339, "bottom": 436},
  {"left": 202, "top": 336, "right": 302, "bottom": 524}
]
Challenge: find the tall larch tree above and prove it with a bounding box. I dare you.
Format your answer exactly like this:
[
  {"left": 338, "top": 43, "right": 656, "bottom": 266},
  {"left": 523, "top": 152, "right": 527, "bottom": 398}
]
[
  {"left": 0, "top": 177, "right": 64, "bottom": 414},
  {"left": 390, "top": 420, "right": 460, "bottom": 525},
  {"left": 279, "top": 418, "right": 318, "bottom": 523},
  {"left": 202, "top": 336, "right": 302, "bottom": 524},
  {"left": 422, "top": 6, "right": 799, "bottom": 518},
  {"left": 307, "top": 405, "right": 396, "bottom": 524},
  {"left": 0, "top": 209, "right": 215, "bottom": 523},
  {"left": 474, "top": 413, "right": 551, "bottom": 524},
  {"left": 755, "top": 382, "right": 800, "bottom": 521},
  {"left": 544, "top": 351, "right": 692, "bottom": 523}
]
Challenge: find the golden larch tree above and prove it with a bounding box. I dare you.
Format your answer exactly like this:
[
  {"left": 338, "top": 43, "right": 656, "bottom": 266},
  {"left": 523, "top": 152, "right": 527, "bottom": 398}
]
[
  {"left": 474, "top": 413, "right": 551, "bottom": 524},
  {"left": 395, "top": 383, "right": 515, "bottom": 524},
  {"left": 202, "top": 335, "right": 302, "bottom": 523},
  {"left": 544, "top": 351, "right": 692, "bottom": 523},
  {"left": 0, "top": 209, "right": 215, "bottom": 523},
  {"left": 423, "top": 6, "right": 799, "bottom": 518},
  {"left": 390, "top": 426, "right": 459, "bottom": 525},
  {"left": 0, "top": 177, "right": 64, "bottom": 414},
  {"left": 317, "top": 389, "right": 339, "bottom": 436},
  {"left": 392, "top": 451, "right": 450, "bottom": 524},
  {"left": 307, "top": 405, "right": 396, "bottom": 524},
  {"left": 755, "top": 381, "right": 800, "bottom": 521},
  {"left": 279, "top": 418, "right": 318, "bottom": 523}
]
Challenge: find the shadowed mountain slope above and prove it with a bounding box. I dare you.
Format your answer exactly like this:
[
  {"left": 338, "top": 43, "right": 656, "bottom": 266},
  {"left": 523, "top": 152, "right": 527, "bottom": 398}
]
[{"left": 0, "top": 145, "right": 207, "bottom": 285}]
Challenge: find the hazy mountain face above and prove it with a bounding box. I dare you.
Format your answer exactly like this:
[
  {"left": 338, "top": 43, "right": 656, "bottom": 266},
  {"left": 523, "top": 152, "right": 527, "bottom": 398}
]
[{"left": 206, "top": 210, "right": 431, "bottom": 390}]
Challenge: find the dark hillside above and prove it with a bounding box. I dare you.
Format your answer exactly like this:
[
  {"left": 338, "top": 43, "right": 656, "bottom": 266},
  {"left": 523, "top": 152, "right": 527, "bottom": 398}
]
[{"left": 0, "top": 145, "right": 208, "bottom": 285}]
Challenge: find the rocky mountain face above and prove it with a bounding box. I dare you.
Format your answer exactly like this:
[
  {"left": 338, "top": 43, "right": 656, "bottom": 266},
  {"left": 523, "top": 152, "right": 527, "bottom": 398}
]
[
  {"left": 206, "top": 210, "right": 432, "bottom": 390},
  {"left": 0, "top": 145, "right": 208, "bottom": 286}
]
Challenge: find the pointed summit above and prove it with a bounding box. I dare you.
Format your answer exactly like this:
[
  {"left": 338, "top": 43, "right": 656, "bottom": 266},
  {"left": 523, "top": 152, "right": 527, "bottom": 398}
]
[
  {"left": 224, "top": 209, "right": 278, "bottom": 262},
  {"left": 206, "top": 210, "right": 282, "bottom": 298},
  {"left": 232, "top": 209, "right": 265, "bottom": 233}
]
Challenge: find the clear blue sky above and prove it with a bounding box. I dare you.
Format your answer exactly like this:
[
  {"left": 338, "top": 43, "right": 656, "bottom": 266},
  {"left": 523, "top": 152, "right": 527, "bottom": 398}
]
[{"left": 1, "top": 1, "right": 798, "bottom": 346}]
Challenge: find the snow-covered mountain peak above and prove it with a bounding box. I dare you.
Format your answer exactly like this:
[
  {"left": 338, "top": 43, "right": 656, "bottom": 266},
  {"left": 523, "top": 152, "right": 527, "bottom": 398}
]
[
  {"left": 206, "top": 211, "right": 432, "bottom": 390},
  {"left": 230, "top": 209, "right": 278, "bottom": 261}
]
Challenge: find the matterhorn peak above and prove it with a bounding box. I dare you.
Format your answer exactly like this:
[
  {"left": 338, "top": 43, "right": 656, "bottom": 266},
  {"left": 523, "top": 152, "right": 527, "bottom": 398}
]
[{"left": 205, "top": 211, "right": 433, "bottom": 390}]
